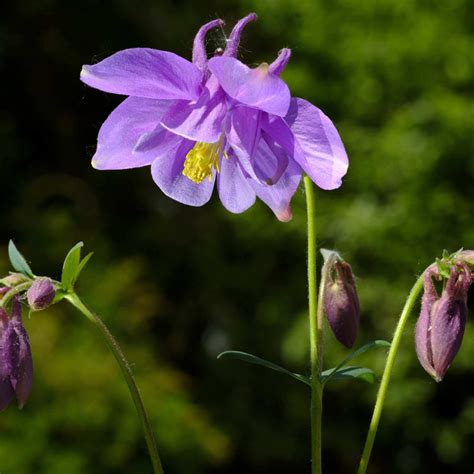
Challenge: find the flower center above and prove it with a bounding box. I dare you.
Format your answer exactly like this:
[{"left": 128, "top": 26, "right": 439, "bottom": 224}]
[{"left": 182, "top": 137, "right": 225, "bottom": 184}]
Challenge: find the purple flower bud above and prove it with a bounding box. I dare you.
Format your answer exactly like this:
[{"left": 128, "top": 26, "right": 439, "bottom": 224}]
[
  {"left": 324, "top": 260, "right": 360, "bottom": 348},
  {"left": 0, "top": 298, "right": 33, "bottom": 409},
  {"left": 415, "top": 263, "right": 472, "bottom": 382},
  {"left": 27, "top": 277, "right": 55, "bottom": 311}
]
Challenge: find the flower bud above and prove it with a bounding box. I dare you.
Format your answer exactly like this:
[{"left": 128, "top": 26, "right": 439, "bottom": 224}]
[
  {"left": 0, "top": 298, "right": 33, "bottom": 409},
  {"left": 415, "top": 263, "right": 471, "bottom": 382},
  {"left": 27, "top": 278, "right": 55, "bottom": 311},
  {"left": 324, "top": 260, "right": 360, "bottom": 348},
  {"left": 0, "top": 273, "right": 29, "bottom": 287}
]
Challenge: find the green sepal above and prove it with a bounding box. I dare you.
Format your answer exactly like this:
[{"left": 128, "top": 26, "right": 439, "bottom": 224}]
[
  {"left": 321, "top": 366, "right": 377, "bottom": 384},
  {"left": 217, "top": 350, "right": 310, "bottom": 386},
  {"left": 8, "top": 240, "right": 34, "bottom": 278},
  {"left": 61, "top": 242, "right": 93, "bottom": 291}
]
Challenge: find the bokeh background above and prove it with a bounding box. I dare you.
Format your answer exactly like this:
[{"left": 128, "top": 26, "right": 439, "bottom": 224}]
[{"left": 1, "top": 1, "right": 473, "bottom": 473}]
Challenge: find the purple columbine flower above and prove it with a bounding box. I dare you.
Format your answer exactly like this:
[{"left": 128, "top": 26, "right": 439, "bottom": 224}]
[
  {"left": 27, "top": 277, "right": 55, "bottom": 311},
  {"left": 0, "top": 298, "right": 33, "bottom": 409},
  {"left": 80, "top": 13, "right": 348, "bottom": 221},
  {"left": 415, "top": 263, "right": 472, "bottom": 382}
]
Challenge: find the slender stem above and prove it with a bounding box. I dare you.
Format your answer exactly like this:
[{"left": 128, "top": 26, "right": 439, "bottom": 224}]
[
  {"left": 304, "top": 176, "right": 323, "bottom": 474},
  {"left": 0, "top": 281, "right": 33, "bottom": 307},
  {"left": 357, "top": 274, "right": 424, "bottom": 474},
  {"left": 65, "top": 292, "right": 164, "bottom": 474}
]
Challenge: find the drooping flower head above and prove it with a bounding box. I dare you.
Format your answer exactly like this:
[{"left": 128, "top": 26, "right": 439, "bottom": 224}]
[
  {"left": 0, "top": 298, "right": 33, "bottom": 410},
  {"left": 81, "top": 13, "right": 348, "bottom": 221},
  {"left": 415, "top": 263, "right": 472, "bottom": 382}
]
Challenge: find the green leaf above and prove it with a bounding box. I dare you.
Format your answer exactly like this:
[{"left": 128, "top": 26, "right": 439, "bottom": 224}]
[
  {"left": 322, "top": 340, "right": 390, "bottom": 385},
  {"left": 322, "top": 366, "right": 377, "bottom": 384},
  {"left": 217, "top": 350, "right": 310, "bottom": 386},
  {"left": 8, "top": 240, "right": 34, "bottom": 277},
  {"left": 75, "top": 252, "right": 93, "bottom": 281},
  {"left": 61, "top": 242, "right": 84, "bottom": 291}
]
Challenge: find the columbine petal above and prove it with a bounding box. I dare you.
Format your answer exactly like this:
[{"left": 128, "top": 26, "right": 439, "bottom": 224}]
[
  {"left": 249, "top": 142, "right": 302, "bottom": 222},
  {"left": 208, "top": 57, "right": 291, "bottom": 116},
  {"left": 192, "top": 19, "right": 224, "bottom": 71},
  {"left": 161, "top": 77, "right": 226, "bottom": 142},
  {"left": 81, "top": 48, "right": 203, "bottom": 100},
  {"left": 223, "top": 13, "right": 257, "bottom": 57},
  {"left": 269, "top": 48, "right": 291, "bottom": 75},
  {"left": 217, "top": 152, "right": 256, "bottom": 214},
  {"left": 225, "top": 106, "right": 261, "bottom": 181},
  {"left": 284, "top": 98, "right": 348, "bottom": 190},
  {"left": 415, "top": 268, "right": 439, "bottom": 378},
  {"left": 92, "top": 97, "right": 171, "bottom": 170},
  {"left": 151, "top": 139, "right": 215, "bottom": 206}
]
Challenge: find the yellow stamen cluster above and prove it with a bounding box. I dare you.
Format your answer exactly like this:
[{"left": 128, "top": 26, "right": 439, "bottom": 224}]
[{"left": 182, "top": 138, "right": 226, "bottom": 184}]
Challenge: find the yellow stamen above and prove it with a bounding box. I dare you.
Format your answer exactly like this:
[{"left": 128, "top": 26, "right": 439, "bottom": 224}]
[{"left": 183, "top": 137, "right": 225, "bottom": 184}]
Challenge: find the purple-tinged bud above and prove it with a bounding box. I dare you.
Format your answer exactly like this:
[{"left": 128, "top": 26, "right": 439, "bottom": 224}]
[
  {"left": 415, "top": 263, "right": 472, "bottom": 382},
  {"left": 324, "top": 260, "right": 360, "bottom": 348},
  {"left": 0, "top": 273, "right": 29, "bottom": 287},
  {"left": 0, "top": 298, "right": 33, "bottom": 409},
  {"left": 27, "top": 277, "right": 55, "bottom": 311},
  {"left": 458, "top": 250, "right": 474, "bottom": 267}
]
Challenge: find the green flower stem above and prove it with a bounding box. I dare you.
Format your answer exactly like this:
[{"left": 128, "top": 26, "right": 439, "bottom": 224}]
[
  {"left": 304, "top": 176, "right": 323, "bottom": 474},
  {"left": 0, "top": 281, "right": 33, "bottom": 307},
  {"left": 65, "top": 292, "right": 164, "bottom": 474},
  {"left": 357, "top": 274, "right": 424, "bottom": 474}
]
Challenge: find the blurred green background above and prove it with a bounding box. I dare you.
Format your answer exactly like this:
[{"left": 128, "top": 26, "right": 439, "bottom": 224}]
[{"left": 1, "top": 1, "right": 473, "bottom": 473}]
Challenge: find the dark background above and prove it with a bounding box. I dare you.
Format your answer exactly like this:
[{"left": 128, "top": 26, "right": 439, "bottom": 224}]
[{"left": 1, "top": 1, "right": 473, "bottom": 473}]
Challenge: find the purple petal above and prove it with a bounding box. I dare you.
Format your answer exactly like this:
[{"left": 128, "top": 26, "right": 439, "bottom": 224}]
[
  {"left": 217, "top": 152, "right": 256, "bottom": 213},
  {"left": 225, "top": 106, "right": 261, "bottom": 181},
  {"left": 92, "top": 97, "right": 172, "bottom": 170},
  {"left": 269, "top": 48, "right": 291, "bottom": 75},
  {"left": 192, "top": 19, "right": 225, "bottom": 71},
  {"left": 151, "top": 139, "right": 215, "bottom": 206},
  {"left": 430, "top": 298, "right": 467, "bottom": 381},
  {"left": 12, "top": 323, "right": 33, "bottom": 409},
  {"left": 223, "top": 13, "right": 257, "bottom": 57},
  {"left": 415, "top": 268, "right": 439, "bottom": 378},
  {"left": 284, "top": 98, "right": 348, "bottom": 190},
  {"left": 254, "top": 131, "right": 289, "bottom": 185},
  {"left": 208, "top": 57, "right": 291, "bottom": 116},
  {"left": 0, "top": 378, "right": 14, "bottom": 411},
  {"left": 249, "top": 142, "right": 302, "bottom": 222},
  {"left": 161, "top": 77, "right": 227, "bottom": 142},
  {"left": 81, "top": 48, "right": 203, "bottom": 100}
]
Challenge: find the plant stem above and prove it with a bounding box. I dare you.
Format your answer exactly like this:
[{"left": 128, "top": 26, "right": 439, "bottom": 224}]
[
  {"left": 65, "top": 292, "right": 164, "bottom": 474},
  {"left": 304, "top": 176, "right": 323, "bottom": 474},
  {"left": 0, "top": 281, "right": 33, "bottom": 307},
  {"left": 357, "top": 274, "right": 424, "bottom": 474}
]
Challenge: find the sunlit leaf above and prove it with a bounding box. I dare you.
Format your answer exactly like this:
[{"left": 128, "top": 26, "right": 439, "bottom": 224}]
[{"left": 8, "top": 240, "right": 34, "bottom": 278}]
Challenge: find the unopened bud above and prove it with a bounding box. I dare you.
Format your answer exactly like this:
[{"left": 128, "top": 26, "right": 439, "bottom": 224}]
[
  {"left": 0, "top": 273, "right": 29, "bottom": 287},
  {"left": 0, "top": 298, "right": 33, "bottom": 409},
  {"left": 324, "top": 260, "right": 360, "bottom": 348},
  {"left": 415, "top": 263, "right": 471, "bottom": 382},
  {"left": 27, "top": 278, "right": 55, "bottom": 311}
]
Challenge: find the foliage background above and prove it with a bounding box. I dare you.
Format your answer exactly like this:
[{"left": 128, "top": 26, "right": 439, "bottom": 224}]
[{"left": 1, "top": 1, "right": 473, "bottom": 473}]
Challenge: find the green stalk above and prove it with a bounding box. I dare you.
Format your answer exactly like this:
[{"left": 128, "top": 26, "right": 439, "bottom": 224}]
[
  {"left": 304, "top": 176, "right": 323, "bottom": 474},
  {"left": 65, "top": 293, "right": 164, "bottom": 474},
  {"left": 357, "top": 274, "right": 424, "bottom": 474}
]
